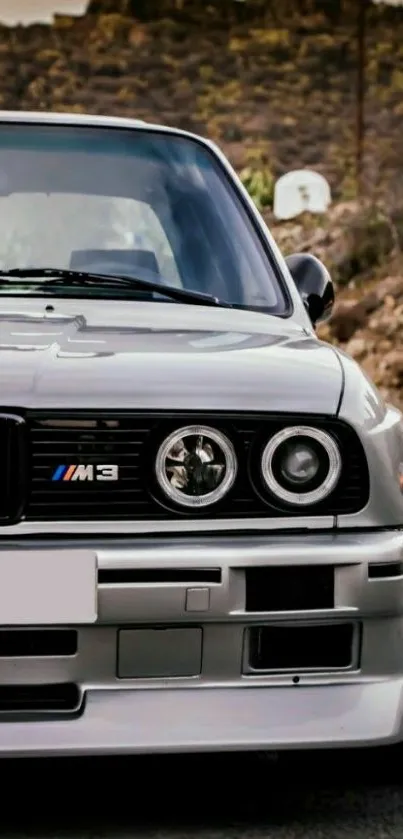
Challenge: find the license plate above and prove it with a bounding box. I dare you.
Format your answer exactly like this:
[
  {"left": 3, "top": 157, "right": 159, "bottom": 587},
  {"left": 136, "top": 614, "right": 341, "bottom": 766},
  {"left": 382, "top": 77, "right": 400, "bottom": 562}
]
[{"left": 0, "top": 550, "right": 97, "bottom": 625}]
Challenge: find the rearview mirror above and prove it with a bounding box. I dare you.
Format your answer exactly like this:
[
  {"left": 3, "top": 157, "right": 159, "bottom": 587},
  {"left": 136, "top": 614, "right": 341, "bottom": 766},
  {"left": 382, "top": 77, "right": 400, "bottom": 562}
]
[{"left": 285, "top": 252, "right": 334, "bottom": 326}]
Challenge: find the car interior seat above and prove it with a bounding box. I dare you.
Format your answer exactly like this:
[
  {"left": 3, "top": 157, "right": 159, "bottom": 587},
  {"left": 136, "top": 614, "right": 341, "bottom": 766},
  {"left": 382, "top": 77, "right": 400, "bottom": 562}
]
[{"left": 69, "top": 249, "right": 161, "bottom": 280}]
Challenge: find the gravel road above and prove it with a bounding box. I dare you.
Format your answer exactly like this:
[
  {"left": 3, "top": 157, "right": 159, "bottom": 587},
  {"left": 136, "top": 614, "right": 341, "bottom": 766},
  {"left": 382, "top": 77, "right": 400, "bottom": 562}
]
[{"left": 3, "top": 747, "right": 403, "bottom": 838}]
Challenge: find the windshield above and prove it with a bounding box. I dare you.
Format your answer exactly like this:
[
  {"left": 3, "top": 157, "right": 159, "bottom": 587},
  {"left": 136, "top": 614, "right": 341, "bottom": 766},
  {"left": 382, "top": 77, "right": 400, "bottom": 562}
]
[{"left": 0, "top": 123, "right": 287, "bottom": 313}]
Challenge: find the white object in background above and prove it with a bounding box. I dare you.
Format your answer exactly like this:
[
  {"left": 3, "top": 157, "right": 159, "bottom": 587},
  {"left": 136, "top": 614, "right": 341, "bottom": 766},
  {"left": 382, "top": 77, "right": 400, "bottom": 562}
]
[
  {"left": 0, "top": 1, "right": 88, "bottom": 26},
  {"left": 273, "top": 169, "right": 332, "bottom": 221}
]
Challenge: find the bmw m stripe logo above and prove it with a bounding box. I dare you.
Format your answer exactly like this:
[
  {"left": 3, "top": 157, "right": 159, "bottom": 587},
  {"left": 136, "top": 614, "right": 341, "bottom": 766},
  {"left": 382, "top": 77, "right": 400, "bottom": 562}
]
[{"left": 52, "top": 464, "right": 119, "bottom": 482}]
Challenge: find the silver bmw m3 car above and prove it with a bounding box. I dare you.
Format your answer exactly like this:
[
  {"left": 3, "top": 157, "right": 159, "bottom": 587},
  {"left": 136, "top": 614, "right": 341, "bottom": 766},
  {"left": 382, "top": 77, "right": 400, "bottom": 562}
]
[{"left": 0, "top": 109, "right": 401, "bottom": 757}]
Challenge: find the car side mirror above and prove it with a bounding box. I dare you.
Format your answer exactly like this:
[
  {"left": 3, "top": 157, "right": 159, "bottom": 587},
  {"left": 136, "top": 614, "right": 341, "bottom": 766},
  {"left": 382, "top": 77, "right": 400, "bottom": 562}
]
[{"left": 285, "top": 252, "right": 335, "bottom": 327}]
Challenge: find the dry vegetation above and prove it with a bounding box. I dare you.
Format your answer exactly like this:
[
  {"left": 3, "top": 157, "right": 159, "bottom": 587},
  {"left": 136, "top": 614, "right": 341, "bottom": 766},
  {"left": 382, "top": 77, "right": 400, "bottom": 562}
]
[
  {"left": 1, "top": 0, "right": 400, "bottom": 188},
  {"left": 1, "top": 0, "right": 403, "bottom": 404}
]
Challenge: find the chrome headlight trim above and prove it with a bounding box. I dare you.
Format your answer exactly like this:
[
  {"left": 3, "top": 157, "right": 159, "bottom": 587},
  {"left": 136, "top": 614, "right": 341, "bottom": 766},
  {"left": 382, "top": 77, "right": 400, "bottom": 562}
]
[
  {"left": 261, "top": 425, "right": 342, "bottom": 506},
  {"left": 155, "top": 424, "right": 238, "bottom": 509}
]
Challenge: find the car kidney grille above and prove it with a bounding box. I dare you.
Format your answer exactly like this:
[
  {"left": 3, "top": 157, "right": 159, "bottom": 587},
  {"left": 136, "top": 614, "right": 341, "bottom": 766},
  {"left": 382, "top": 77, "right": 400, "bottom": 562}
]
[
  {"left": 20, "top": 411, "right": 370, "bottom": 523},
  {"left": 0, "top": 414, "right": 26, "bottom": 523}
]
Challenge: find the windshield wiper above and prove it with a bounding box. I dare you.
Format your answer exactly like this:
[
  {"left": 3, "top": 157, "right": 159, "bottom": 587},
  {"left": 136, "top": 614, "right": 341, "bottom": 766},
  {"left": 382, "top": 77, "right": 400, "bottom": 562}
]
[{"left": 0, "top": 267, "right": 232, "bottom": 309}]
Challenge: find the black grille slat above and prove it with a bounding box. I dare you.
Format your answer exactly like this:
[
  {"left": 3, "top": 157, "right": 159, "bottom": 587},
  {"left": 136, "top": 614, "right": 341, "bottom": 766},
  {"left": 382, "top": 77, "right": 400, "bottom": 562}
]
[
  {"left": 245, "top": 566, "right": 334, "bottom": 612},
  {"left": 31, "top": 452, "right": 142, "bottom": 459},
  {"left": 23, "top": 411, "right": 369, "bottom": 522},
  {"left": 0, "top": 630, "right": 77, "bottom": 657},
  {"left": 0, "top": 683, "right": 80, "bottom": 713},
  {"left": 0, "top": 414, "right": 27, "bottom": 524},
  {"left": 247, "top": 623, "right": 356, "bottom": 671},
  {"left": 99, "top": 568, "right": 221, "bottom": 584}
]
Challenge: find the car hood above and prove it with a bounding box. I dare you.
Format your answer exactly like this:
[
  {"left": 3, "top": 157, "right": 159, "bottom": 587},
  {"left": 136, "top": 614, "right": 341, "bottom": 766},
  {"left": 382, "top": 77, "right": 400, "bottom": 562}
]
[{"left": 0, "top": 298, "right": 343, "bottom": 413}]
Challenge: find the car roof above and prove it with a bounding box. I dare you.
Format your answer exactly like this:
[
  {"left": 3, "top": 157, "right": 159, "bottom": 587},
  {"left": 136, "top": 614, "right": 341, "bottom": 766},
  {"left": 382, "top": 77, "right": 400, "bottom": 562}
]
[{"left": 0, "top": 110, "right": 204, "bottom": 142}]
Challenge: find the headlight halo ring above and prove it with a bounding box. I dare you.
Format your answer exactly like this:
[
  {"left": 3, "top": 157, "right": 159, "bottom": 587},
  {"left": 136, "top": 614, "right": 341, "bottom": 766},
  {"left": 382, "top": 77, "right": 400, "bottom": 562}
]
[
  {"left": 261, "top": 425, "right": 342, "bottom": 507},
  {"left": 155, "top": 424, "right": 238, "bottom": 509}
]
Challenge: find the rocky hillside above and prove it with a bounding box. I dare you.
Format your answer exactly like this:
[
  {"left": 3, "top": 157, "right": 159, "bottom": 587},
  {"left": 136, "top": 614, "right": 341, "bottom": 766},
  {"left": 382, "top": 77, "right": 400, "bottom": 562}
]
[
  {"left": 319, "top": 265, "right": 403, "bottom": 412},
  {"left": 269, "top": 195, "right": 403, "bottom": 410},
  {"left": 1, "top": 1, "right": 403, "bottom": 407},
  {"left": 0, "top": 1, "right": 402, "bottom": 195}
]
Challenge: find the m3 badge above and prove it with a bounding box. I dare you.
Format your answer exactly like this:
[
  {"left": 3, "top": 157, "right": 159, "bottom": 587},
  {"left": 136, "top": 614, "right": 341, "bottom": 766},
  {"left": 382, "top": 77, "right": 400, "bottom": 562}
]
[{"left": 51, "top": 464, "right": 119, "bottom": 482}]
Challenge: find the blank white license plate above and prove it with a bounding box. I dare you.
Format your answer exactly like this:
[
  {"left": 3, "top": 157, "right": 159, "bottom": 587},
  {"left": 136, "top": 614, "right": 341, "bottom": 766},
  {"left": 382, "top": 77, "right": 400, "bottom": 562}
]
[{"left": 0, "top": 550, "right": 97, "bottom": 625}]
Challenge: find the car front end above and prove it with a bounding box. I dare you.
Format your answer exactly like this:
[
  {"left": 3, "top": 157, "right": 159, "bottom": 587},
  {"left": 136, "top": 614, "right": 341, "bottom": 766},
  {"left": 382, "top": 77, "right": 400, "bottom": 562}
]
[{"left": 0, "top": 111, "right": 403, "bottom": 757}]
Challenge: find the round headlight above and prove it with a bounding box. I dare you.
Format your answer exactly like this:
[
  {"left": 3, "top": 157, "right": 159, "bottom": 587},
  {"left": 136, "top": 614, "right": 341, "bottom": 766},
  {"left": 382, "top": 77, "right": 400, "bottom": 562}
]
[
  {"left": 155, "top": 425, "right": 237, "bottom": 508},
  {"left": 261, "top": 426, "right": 341, "bottom": 506}
]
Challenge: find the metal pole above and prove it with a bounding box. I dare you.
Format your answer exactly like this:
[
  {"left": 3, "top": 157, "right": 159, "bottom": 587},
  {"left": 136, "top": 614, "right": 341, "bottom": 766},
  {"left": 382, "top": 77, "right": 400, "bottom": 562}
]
[{"left": 356, "top": 0, "right": 368, "bottom": 196}]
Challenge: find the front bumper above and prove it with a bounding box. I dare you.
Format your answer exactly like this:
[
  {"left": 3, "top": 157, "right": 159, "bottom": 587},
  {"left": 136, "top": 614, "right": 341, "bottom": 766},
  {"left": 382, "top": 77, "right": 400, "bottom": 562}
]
[
  {"left": 1, "top": 529, "right": 403, "bottom": 756},
  {"left": 0, "top": 681, "right": 402, "bottom": 757}
]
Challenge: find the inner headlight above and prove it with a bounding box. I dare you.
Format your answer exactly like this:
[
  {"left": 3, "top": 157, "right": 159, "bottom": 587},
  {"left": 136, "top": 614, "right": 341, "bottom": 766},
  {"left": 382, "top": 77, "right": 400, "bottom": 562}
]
[
  {"left": 280, "top": 442, "right": 320, "bottom": 485},
  {"left": 155, "top": 425, "right": 237, "bottom": 508},
  {"left": 261, "top": 426, "right": 341, "bottom": 506}
]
